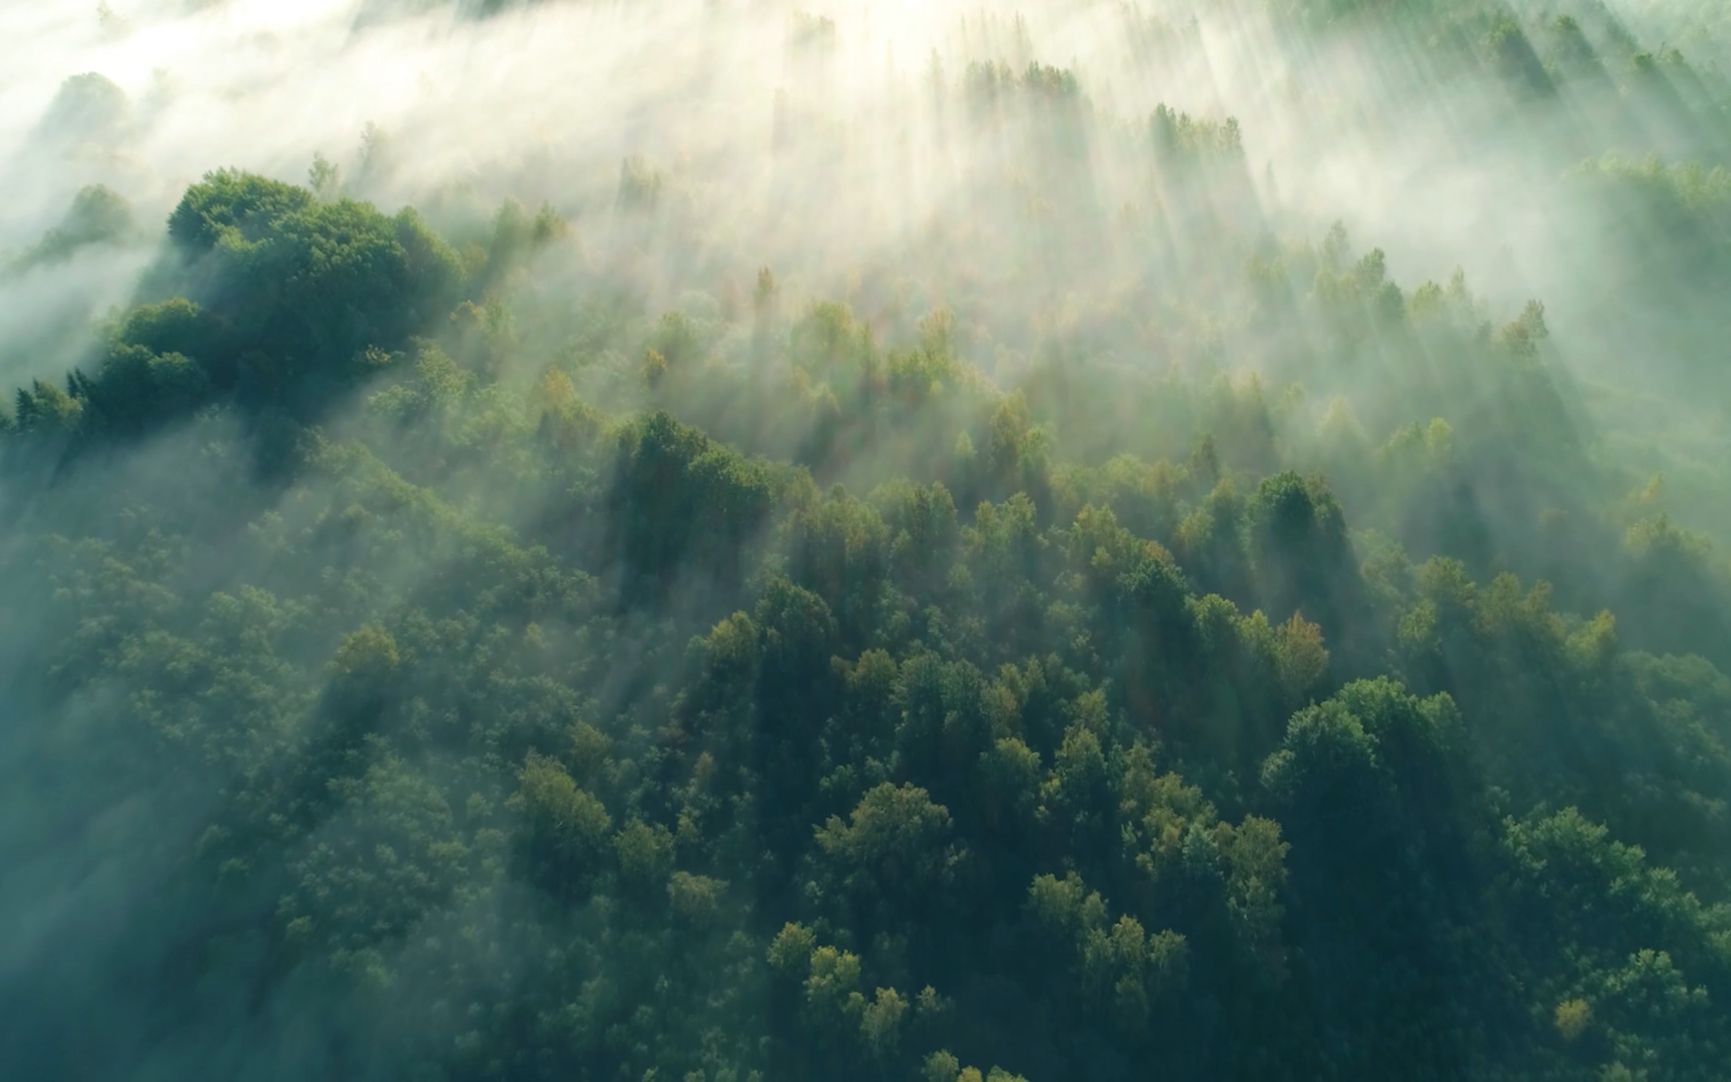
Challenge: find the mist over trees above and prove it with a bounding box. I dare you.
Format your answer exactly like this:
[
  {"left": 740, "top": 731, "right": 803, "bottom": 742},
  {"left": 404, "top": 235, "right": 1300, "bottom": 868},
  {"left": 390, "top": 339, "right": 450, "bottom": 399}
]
[{"left": 2, "top": 1, "right": 1731, "bottom": 1080}]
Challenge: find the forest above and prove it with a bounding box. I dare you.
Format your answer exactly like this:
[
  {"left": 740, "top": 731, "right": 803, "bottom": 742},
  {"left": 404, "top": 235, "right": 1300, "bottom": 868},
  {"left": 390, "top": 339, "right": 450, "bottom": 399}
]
[{"left": 2, "top": 1, "right": 1730, "bottom": 1080}]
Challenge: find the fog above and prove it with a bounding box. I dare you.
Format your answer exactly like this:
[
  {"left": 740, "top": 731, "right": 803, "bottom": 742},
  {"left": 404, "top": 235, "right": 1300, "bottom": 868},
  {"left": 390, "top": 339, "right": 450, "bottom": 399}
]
[
  {"left": 3, "top": 2, "right": 1730, "bottom": 1079},
  {"left": 4, "top": 1, "right": 1725, "bottom": 469}
]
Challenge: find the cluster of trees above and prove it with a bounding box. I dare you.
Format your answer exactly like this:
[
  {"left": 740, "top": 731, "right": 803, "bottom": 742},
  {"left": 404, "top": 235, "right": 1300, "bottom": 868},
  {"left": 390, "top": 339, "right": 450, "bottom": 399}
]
[
  {"left": 5, "top": 184, "right": 133, "bottom": 274},
  {"left": 4, "top": 157, "right": 1730, "bottom": 1080}
]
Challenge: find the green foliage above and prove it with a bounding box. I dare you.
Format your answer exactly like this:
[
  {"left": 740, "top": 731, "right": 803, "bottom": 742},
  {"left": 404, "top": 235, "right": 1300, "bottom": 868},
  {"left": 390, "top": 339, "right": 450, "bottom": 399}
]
[
  {"left": 609, "top": 411, "right": 778, "bottom": 594},
  {"left": 965, "top": 60, "right": 1082, "bottom": 107},
  {"left": 1151, "top": 104, "right": 1244, "bottom": 156},
  {"left": 37, "top": 72, "right": 127, "bottom": 141},
  {"left": 7, "top": 20, "right": 1731, "bottom": 1080},
  {"left": 9, "top": 184, "right": 133, "bottom": 271},
  {"left": 816, "top": 782, "right": 960, "bottom": 903},
  {"left": 164, "top": 170, "right": 463, "bottom": 408},
  {"left": 517, "top": 752, "right": 613, "bottom": 887}
]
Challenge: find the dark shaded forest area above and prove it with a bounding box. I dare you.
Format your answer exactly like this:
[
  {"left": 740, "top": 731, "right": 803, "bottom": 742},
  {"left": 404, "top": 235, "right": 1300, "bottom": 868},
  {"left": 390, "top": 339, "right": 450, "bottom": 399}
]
[{"left": 2, "top": 1, "right": 1731, "bottom": 1080}]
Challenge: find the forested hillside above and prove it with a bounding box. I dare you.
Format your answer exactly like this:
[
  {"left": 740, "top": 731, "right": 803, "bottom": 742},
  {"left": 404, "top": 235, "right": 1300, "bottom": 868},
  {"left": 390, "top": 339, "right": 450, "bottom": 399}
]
[{"left": 2, "top": 2, "right": 1730, "bottom": 1080}]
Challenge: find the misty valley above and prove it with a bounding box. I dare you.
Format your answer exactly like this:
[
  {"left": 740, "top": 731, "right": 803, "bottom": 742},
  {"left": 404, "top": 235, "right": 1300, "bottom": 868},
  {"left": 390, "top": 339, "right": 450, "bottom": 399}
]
[{"left": 4, "top": 1, "right": 1731, "bottom": 1080}]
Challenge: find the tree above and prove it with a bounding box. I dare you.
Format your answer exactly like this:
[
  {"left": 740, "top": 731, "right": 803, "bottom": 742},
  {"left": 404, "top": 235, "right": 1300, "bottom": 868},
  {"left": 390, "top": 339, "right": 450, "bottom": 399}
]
[
  {"left": 162, "top": 170, "right": 462, "bottom": 409},
  {"left": 1246, "top": 471, "right": 1360, "bottom": 633},
  {"left": 517, "top": 752, "right": 612, "bottom": 890},
  {"left": 816, "top": 782, "right": 960, "bottom": 908}
]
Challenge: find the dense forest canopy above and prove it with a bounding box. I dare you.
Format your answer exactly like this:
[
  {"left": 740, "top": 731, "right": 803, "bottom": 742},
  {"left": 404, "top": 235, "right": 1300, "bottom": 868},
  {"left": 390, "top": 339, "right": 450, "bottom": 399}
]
[{"left": 2, "top": 1, "right": 1730, "bottom": 1079}]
